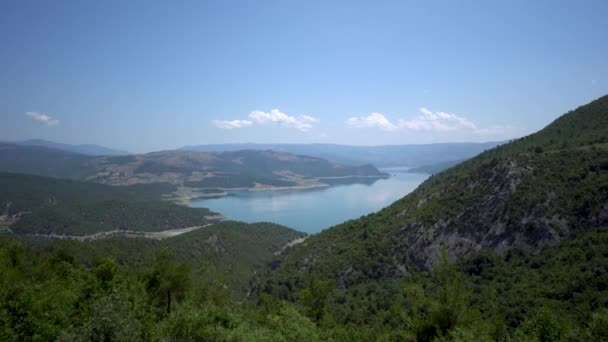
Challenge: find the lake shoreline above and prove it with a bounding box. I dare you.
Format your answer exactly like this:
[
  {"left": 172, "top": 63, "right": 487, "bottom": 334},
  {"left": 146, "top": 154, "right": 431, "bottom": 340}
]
[
  {"left": 189, "top": 170, "right": 429, "bottom": 234},
  {"left": 169, "top": 174, "right": 390, "bottom": 205}
]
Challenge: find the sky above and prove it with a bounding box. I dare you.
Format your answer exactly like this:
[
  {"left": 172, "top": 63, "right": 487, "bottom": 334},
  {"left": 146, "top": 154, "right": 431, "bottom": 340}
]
[{"left": 1, "top": 0, "right": 607, "bottom": 153}]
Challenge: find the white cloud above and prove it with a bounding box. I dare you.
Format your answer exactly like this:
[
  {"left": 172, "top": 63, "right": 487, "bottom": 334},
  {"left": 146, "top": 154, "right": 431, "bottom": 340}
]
[
  {"left": 397, "top": 107, "right": 477, "bottom": 132},
  {"left": 213, "top": 119, "right": 253, "bottom": 129},
  {"left": 346, "top": 112, "right": 398, "bottom": 131},
  {"left": 346, "top": 107, "right": 520, "bottom": 139},
  {"left": 247, "top": 109, "right": 318, "bottom": 132},
  {"left": 25, "top": 112, "right": 59, "bottom": 126}
]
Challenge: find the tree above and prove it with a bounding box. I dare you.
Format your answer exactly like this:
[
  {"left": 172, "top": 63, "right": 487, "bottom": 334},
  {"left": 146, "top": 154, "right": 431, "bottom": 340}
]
[
  {"left": 93, "top": 257, "right": 119, "bottom": 290},
  {"left": 430, "top": 249, "right": 470, "bottom": 337},
  {"left": 144, "top": 248, "right": 191, "bottom": 314},
  {"left": 299, "top": 279, "right": 335, "bottom": 322}
]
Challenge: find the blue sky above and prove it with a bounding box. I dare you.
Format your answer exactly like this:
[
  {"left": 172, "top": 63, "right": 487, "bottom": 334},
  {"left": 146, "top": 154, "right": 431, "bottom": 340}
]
[{"left": 1, "top": 0, "right": 607, "bottom": 153}]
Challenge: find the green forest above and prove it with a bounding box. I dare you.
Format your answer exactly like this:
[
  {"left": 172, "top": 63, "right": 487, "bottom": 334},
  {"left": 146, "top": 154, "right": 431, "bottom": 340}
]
[
  {"left": 1, "top": 227, "right": 607, "bottom": 341},
  {"left": 0, "top": 172, "right": 218, "bottom": 235}
]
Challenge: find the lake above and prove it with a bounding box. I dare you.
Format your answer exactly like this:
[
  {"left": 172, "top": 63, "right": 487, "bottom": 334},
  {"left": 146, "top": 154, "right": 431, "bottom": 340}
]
[{"left": 189, "top": 168, "right": 428, "bottom": 234}]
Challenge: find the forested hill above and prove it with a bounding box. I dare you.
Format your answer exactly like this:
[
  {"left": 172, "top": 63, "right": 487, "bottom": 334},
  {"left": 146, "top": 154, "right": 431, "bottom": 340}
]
[
  {"left": 0, "top": 172, "right": 219, "bottom": 236},
  {"left": 20, "top": 221, "right": 305, "bottom": 296},
  {"left": 261, "top": 94, "right": 608, "bottom": 292}
]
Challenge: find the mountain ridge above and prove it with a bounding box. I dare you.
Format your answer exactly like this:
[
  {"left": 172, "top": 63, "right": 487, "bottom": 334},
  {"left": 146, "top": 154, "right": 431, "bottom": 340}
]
[
  {"left": 180, "top": 141, "right": 504, "bottom": 167},
  {"left": 18, "top": 139, "right": 130, "bottom": 156},
  {"left": 0, "top": 145, "right": 387, "bottom": 197},
  {"left": 259, "top": 94, "right": 608, "bottom": 292}
]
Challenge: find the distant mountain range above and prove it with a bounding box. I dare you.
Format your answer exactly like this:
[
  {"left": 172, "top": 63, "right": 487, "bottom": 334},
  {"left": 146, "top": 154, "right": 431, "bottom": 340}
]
[
  {"left": 10, "top": 139, "right": 502, "bottom": 169},
  {"left": 17, "top": 139, "right": 130, "bottom": 156},
  {"left": 180, "top": 141, "right": 503, "bottom": 167},
  {"left": 0, "top": 144, "right": 387, "bottom": 198}
]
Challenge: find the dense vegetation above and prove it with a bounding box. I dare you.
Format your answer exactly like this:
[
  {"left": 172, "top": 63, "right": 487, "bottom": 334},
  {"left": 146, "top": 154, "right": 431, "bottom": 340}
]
[
  {"left": 259, "top": 95, "right": 608, "bottom": 288},
  {"left": 19, "top": 221, "right": 305, "bottom": 296},
  {"left": 252, "top": 95, "right": 608, "bottom": 339},
  {"left": 2, "top": 227, "right": 607, "bottom": 341},
  {"left": 0, "top": 172, "right": 217, "bottom": 235}
]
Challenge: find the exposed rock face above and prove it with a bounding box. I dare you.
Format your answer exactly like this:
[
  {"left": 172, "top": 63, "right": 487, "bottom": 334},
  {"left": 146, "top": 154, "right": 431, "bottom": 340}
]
[
  {"left": 395, "top": 158, "right": 535, "bottom": 268},
  {"left": 392, "top": 153, "right": 607, "bottom": 270}
]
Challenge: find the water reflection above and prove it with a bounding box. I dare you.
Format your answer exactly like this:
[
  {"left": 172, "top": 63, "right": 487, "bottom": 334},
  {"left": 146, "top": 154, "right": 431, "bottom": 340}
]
[{"left": 189, "top": 169, "right": 428, "bottom": 234}]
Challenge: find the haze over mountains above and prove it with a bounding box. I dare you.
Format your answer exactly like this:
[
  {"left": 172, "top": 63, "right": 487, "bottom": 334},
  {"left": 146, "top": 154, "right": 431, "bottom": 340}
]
[
  {"left": 0, "top": 143, "right": 387, "bottom": 192},
  {"left": 180, "top": 142, "right": 503, "bottom": 168},
  {"left": 6, "top": 138, "right": 504, "bottom": 169},
  {"left": 17, "top": 139, "right": 130, "bottom": 156}
]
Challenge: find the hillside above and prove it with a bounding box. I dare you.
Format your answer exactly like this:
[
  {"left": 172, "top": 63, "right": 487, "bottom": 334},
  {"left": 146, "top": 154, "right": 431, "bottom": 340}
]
[
  {"left": 0, "top": 143, "right": 97, "bottom": 179},
  {"left": 0, "top": 146, "right": 387, "bottom": 197},
  {"left": 21, "top": 221, "right": 305, "bottom": 296},
  {"left": 85, "top": 149, "right": 387, "bottom": 188},
  {"left": 180, "top": 142, "right": 502, "bottom": 168},
  {"left": 259, "top": 94, "right": 608, "bottom": 295},
  {"left": 407, "top": 159, "right": 464, "bottom": 174},
  {"left": 0, "top": 172, "right": 219, "bottom": 236}
]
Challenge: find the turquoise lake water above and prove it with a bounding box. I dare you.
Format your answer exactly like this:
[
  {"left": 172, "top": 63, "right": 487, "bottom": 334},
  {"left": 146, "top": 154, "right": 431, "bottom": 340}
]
[{"left": 189, "top": 168, "right": 428, "bottom": 234}]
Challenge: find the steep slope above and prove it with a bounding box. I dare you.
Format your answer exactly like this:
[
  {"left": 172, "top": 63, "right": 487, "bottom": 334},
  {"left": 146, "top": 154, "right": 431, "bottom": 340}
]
[
  {"left": 261, "top": 95, "right": 608, "bottom": 293},
  {"left": 0, "top": 172, "right": 218, "bottom": 236}
]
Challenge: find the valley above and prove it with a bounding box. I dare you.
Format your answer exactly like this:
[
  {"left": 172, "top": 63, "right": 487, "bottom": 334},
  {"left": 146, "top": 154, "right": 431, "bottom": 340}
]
[
  {"left": 3, "top": 1, "right": 607, "bottom": 340},
  {"left": 1, "top": 95, "right": 607, "bottom": 341}
]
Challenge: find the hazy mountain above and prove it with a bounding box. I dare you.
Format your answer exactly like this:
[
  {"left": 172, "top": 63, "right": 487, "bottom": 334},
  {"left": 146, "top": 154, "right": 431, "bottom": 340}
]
[
  {"left": 19, "top": 139, "right": 130, "bottom": 156},
  {"left": 180, "top": 142, "right": 503, "bottom": 167},
  {"left": 0, "top": 143, "right": 98, "bottom": 180},
  {"left": 0, "top": 144, "right": 387, "bottom": 193}
]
